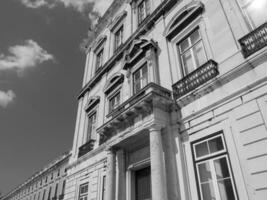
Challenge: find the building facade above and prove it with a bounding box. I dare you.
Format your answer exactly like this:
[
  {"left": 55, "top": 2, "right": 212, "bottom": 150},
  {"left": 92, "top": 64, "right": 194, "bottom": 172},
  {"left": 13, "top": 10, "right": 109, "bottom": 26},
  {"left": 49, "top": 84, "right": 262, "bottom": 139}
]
[
  {"left": 3, "top": 153, "right": 70, "bottom": 200},
  {"left": 66, "top": 0, "right": 267, "bottom": 200}
]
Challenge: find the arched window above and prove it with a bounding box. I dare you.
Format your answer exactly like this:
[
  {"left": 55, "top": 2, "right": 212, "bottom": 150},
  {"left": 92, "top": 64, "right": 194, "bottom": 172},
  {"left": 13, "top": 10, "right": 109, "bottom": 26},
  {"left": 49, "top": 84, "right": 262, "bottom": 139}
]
[{"left": 164, "top": 1, "right": 204, "bottom": 41}]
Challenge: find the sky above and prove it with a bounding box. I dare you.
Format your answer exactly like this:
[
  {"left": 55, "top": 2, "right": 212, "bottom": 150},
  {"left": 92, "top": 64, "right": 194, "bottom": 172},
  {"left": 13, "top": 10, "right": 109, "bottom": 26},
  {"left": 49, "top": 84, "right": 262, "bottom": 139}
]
[{"left": 0, "top": 0, "right": 113, "bottom": 195}]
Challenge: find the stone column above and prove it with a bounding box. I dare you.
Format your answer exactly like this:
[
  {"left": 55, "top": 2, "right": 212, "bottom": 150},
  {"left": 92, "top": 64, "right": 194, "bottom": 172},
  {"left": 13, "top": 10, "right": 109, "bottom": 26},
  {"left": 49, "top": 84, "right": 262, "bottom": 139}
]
[
  {"left": 149, "top": 125, "right": 168, "bottom": 200},
  {"left": 117, "top": 149, "right": 126, "bottom": 200},
  {"left": 105, "top": 149, "right": 116, "bottom": 200}
]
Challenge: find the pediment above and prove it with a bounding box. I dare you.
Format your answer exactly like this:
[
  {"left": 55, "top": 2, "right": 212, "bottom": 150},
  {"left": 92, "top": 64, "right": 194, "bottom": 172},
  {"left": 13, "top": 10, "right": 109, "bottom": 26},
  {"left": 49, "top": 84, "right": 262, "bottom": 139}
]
[
  {"left": 104, "top": 73, "right": 124, "bottom": 94},
  {"left": 109, "top": 11, "right": 127, "bottom": 31},
  {"left": 85, "top": 96, "right": 100, "bottom": 112},
  {"left": 123, "top": 37, "right": 158, "bottom": 69},
  {"left": 93, "top": 35, "right": 107, "bottom": 52},
  {"left": 164, "top": 1, "right": 204, "bottom": 40}
]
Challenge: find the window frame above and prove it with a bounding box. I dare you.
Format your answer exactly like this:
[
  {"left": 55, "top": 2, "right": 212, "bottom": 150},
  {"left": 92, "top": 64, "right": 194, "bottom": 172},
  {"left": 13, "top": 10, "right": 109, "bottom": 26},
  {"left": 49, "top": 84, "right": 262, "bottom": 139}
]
[
  {"left": 177, "top": 28, "right": 208, "bottom": 77},
  {"left": 78, "top": 183, "right": 89, "bottom": 200},
  {"left": 86, "top": 111, "right": 97, "bottom": 142},
  {"left": 192, "top": 133, "right": 238, "bottom": 200},
  {"left": 95, "top": 48, "right": 104, "bottom": 72},
  {"left": 108, "top": 90, "right": 121, "bottom": 113},
  {"left": 114, "top": 25, "right": 124, "bottom": 52},
  {"left": 132, "top": 62, "right": 149, "bottom": 94},
  {"left": 236, "top": 0, "right": 267, "bottom": 29},
  {"left": 137, "top": 0, "right": 150, "bottom": 25}
]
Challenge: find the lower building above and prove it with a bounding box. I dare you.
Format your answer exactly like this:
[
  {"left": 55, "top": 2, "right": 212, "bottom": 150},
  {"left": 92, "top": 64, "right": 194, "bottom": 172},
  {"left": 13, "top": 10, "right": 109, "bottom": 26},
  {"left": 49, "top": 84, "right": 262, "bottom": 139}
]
[{"left": 2, "top": 153, "right": 70, "bottom": 200}]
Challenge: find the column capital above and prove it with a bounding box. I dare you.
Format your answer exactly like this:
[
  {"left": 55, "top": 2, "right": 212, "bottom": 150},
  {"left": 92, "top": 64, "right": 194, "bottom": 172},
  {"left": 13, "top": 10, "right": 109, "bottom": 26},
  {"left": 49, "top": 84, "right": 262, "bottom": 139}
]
[
  {"left": 105, "top": 146, "right": 116, "bottom": 154},
  {"left": 149, "top": 124, "right": 164, "bottom": 132}
]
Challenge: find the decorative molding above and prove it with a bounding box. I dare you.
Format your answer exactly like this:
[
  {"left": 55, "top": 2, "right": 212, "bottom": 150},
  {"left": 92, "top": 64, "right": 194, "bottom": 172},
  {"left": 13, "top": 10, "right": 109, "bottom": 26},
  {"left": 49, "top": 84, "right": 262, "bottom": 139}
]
[
  {"left": 109, "top": 11, "right": 127, "bottom": 32},
  {"left": 122, "top": 37, "right": 158, "bottom": 70},
  {"left": 104, "top": 73, "right": 124, "bottom": 94},
  {"left": 85, "top": 96, "right": 100, "bottom": 112},
  {"left": 164, "top": 1, "right": 204, "bottom": 40}
]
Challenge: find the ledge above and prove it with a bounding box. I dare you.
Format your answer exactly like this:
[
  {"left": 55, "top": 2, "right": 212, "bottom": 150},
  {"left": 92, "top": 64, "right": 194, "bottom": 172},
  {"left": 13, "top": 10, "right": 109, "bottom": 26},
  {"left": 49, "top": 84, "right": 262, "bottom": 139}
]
[{"left": 98, "top": 82, "right": 173, "bottom": 144}]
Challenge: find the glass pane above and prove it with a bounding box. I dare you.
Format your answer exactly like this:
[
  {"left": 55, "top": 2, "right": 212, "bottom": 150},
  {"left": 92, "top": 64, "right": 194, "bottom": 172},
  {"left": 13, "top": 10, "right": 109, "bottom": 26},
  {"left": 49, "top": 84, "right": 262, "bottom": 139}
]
[
  {"left": 182, "top": 51, "right": 194, "bottom": 75},
  {"left": 134, "top": 82, "right": 141, "bottom": 93},
  {"left": 198, "top": 162, "right": 212, "bottom": 183},
  {"left": 218, "top": 179, "right": 236, "bottom": 200},
  {"left": 209, "top": 137, "right": 224, "bottom": 154},
  {"left": 193, "top": 42, "right": 206, "bottom": 68},
  {"left": 142, "top": 66, "right": 148, "bottom": 87},
  {"left": 201, "top": 182, "right": 216, "bottom": 200},
  {"left": 195, "top": 142, "right": 209, "bottom": 158},
  {"left": 180, "top": 39, "right": 189, "bottom": 53},
  {"left": 214, "top": 157, "right": 230, "bottom": 180},
  {"left": 134, "top": 70, "right": 140, "bottom": 81},
  {"left": 191, "top": 30, "right": 201, "bottom": 45},
  {"left": 245, "top": 0, "right": 267, "bottom": 27}
]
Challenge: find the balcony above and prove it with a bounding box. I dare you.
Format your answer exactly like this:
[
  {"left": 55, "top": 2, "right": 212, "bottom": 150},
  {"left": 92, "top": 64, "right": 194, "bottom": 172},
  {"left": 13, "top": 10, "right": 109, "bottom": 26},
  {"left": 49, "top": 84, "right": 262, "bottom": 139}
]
[
  {"left": 172, "top": 60, "right": 219, "bottom": 100},
  {"left": 78, "top": 139, "right": 95, "bottom": 158},
  {"left": 52, "top": 197, "right": 57, "bottom": 200},
  {"left": 58, "top": 195, "right": 64, "bottom": 200},
  {"left": 98, "top": 83, "right": 172, "bottom": 144},
  {"left": 239, "top": 22, "right": 267, "bottom": 58}
]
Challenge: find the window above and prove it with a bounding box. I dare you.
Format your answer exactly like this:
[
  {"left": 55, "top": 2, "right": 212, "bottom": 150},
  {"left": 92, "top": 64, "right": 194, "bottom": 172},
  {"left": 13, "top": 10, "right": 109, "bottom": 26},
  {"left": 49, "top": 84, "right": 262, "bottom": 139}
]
[
  {"left": 95, "top": 49, "right": 104, "bottom": 71},
  {"left": 61, "top": 180, "right": 66, "bottom": 195},
  {"left": 51, "top": 173, "right": 53, "bottom": 180},
  {"left": 47, "top": 187, "right": 51, "bottom": 200},
  {"left": 133, "top": 63, "right": 148, "bottom": 94},
  {"left": 87, "top": 112, "right": 97, "bottom": 142},
  {"left": 193, "top": 134, "right": 237, "bottom": 200},
  {"left": 238, "top": 0, "right": 267, "bottom": 28},
  {"left": 42, "top": 190, "right": 46, "bottom": 200},
  {"left": 101, "top": 176, "right": 106, "bottom": 200},
  {"left": 78, "top": 183, "right": 88, "bottom": 200},
  {"left": 54, "top": 183, "right": 58, "bottom": 198},
  {"left": 178, "top": 29, "right": 207, "bottom": 76},
  {"left": 57, "top": 169, "right": 60, "bottom": 177},
  {"left": 138, "top": 0, "right": 150, "bottom": 24},
  {"left": 114, "top": 26, "right": 124, "bottom": 51},
  {"left": 135, "top": 167, "right": 151, "bottom": 200},
  {"left": 109, "top": 92, "right": 120, "bottom": 112}
]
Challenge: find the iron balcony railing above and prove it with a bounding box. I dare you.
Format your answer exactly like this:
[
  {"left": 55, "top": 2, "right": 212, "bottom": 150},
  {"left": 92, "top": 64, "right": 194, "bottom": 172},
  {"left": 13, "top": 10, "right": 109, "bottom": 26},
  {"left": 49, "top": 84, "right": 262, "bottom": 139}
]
[
  {"left": 78, "top": 139, "right": 95, "bottom": 158},
  {"left": 172, "top": 60, "right": 219, "bottom": 99},
  {"left": 58, "top": 194, "right": 64, "bottom": 200},
  {"left": 239, "top": 22, "right": 267, "bottom": 58}
]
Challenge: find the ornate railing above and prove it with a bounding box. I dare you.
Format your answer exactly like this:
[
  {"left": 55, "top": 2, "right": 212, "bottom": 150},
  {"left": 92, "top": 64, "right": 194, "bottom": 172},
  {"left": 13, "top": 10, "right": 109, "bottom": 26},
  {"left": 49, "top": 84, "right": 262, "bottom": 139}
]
[
  {"left": 239, "top": 22, "right": 267, "bottom": 58},
  {"left": 172, "top": 60, "right": 219, "bottom": 99},
  {"left": 78, "top": 139, "right": 95, "bottom": 158}
]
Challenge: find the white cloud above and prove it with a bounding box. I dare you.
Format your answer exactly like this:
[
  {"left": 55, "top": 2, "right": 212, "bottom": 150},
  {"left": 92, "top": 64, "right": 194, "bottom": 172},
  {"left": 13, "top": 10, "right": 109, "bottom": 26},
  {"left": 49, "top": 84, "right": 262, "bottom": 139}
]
[
  {"left": 20, "top": 0, "right": 54, "bottom": 8},
  {"left": 19, "top": 0, "right": 114, "bottom": 16},
  {"left": 0, "top": 90, "right": 16, "bottom": 108},
  {"left": 0, "top": 40, "right": 54, "bottom": 73}
]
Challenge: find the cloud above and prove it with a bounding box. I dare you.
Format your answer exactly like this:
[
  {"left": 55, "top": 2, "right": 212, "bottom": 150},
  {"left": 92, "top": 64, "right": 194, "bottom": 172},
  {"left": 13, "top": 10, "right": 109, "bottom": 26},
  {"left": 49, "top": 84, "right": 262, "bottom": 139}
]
[
  {"left": 20, "top": 0, "right": 53, "bottom": 8},
  {"left": 19, "top": 0, "right": 114, "bottom": 16},
  {"left": 0, "top": 90, "right": 16, "bottom": 108},
  {"left": 0, "top": 40, "right": 54, "bottom": 74}
]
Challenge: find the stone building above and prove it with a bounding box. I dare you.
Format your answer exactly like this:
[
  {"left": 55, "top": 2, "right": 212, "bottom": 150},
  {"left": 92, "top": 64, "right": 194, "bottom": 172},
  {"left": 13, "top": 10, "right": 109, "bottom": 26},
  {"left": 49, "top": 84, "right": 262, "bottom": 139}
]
[
  {"left": 66, "top": 0, "right": 267, "bottom": 200},
  {"left": 2, "top": 153, "right": 70, "bottom": 200}
]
